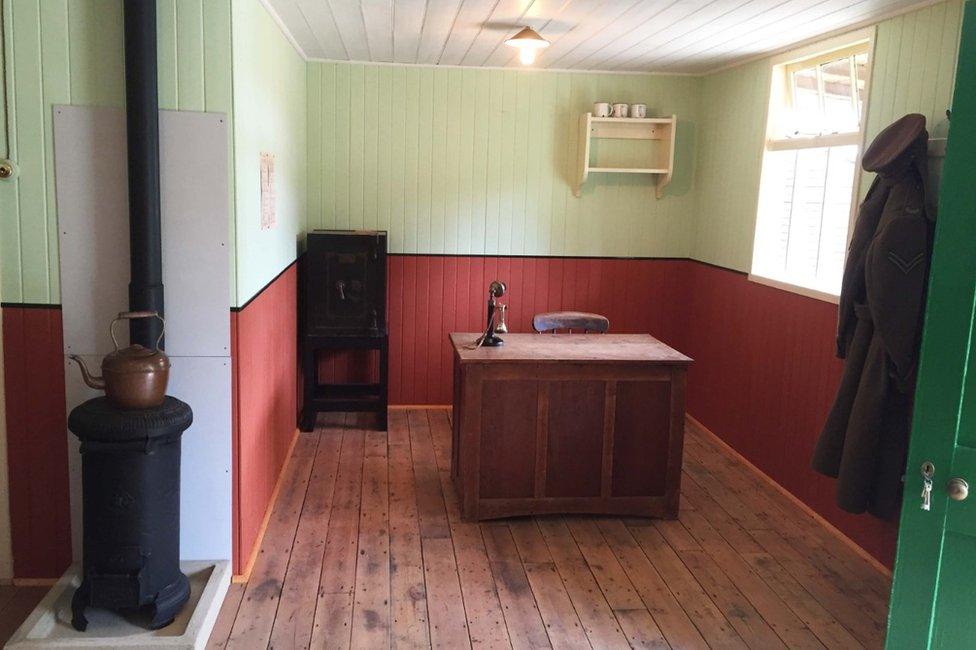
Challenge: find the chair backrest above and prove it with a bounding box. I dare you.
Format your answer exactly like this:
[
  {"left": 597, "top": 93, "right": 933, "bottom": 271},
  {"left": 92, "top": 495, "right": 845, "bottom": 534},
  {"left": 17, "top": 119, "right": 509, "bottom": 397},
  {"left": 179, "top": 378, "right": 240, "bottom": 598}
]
[{"left": 532, "top": 311, "right": 610, "bottom": 334}]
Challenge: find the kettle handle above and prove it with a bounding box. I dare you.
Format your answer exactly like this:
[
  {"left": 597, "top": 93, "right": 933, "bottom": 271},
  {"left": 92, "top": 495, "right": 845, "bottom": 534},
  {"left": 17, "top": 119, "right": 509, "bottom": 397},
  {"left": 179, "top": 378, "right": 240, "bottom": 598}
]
[{"left": 109, "top": 311, "right": 165, "bottom": 352}]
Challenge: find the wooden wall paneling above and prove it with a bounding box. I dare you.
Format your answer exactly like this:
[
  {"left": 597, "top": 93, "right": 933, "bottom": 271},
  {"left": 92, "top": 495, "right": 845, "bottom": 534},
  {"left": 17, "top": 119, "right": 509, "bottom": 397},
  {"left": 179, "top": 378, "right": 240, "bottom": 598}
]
[
  {"left": 234, "top": 265, "right": 300, "bottom": 571},
  {"left": 363, "top": 255, "right": 685, "bottom": 406},
  {"left": 0, "top": 0, "right": 233, "bottom": 305},
  {"left": 306, "top": 63, "right": 700, "bottom": 258},
  {"left": 679, "top": 262, "right": 898, "bottom": 566},
  {"left": 0, "top": 307, "right": 71, "bottom": 579}
]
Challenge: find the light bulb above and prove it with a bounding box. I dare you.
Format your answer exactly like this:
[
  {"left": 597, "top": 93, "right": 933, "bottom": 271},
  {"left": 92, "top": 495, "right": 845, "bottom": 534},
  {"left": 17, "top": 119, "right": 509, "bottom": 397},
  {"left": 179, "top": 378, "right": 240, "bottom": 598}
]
[{"left": 519, "top": 47, "right": 536, "bottom": 65}]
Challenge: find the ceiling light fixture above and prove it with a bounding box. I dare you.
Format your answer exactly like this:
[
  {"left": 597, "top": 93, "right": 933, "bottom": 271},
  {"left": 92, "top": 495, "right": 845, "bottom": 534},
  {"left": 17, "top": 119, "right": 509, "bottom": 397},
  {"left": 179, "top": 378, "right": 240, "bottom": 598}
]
[{"left": 505, "top": 27, "right": 550, "bottom": 65}]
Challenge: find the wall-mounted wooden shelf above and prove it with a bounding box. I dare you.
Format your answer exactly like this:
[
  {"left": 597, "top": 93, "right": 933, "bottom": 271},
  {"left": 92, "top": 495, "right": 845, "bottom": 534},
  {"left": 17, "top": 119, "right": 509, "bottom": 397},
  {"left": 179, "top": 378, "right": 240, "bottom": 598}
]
[{"left": 575, "top": 113, "right": 676, "bottom": 198}]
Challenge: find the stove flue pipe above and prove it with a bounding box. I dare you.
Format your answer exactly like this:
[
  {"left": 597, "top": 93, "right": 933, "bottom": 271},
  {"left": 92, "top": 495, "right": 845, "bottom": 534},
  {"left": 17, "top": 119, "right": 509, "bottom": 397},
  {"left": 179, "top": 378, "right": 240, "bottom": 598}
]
[{"left": 123, "top": 0, "right": 164, "bottom": 349}]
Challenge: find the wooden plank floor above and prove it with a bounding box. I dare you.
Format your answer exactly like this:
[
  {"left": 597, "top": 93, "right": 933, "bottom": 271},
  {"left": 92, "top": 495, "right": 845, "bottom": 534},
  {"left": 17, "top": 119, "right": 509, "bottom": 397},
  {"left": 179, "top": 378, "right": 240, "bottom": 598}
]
[{"left": 209, "top": 410, "right": 890, "bottom": 649}]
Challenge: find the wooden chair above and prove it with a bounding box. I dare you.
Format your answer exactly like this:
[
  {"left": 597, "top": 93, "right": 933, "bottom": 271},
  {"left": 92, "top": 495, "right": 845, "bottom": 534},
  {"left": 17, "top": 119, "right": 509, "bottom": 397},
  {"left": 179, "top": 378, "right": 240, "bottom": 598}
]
[{"left": 532, "top": 311, "right": 610, "bottom": 334}]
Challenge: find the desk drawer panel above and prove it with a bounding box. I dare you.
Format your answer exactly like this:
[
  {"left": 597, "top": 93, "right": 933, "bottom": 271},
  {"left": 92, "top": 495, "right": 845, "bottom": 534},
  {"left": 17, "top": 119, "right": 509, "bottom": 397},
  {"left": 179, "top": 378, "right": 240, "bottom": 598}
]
[
  {"left": 612, "top": 380, "right": 672, "bottom": 496},
  {"left": 546, "top": 381, "right": 605, "bottom": 497},
  {"left": 480, "top": 380, "right": 538, "bottom": 498}
]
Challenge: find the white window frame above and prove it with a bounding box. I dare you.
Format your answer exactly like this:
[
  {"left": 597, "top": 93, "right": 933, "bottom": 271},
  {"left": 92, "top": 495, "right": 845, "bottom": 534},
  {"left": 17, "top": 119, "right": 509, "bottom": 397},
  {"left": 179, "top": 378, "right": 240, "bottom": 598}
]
[{"left": 748, "top": 27, "right": 877, "bottom": 304}]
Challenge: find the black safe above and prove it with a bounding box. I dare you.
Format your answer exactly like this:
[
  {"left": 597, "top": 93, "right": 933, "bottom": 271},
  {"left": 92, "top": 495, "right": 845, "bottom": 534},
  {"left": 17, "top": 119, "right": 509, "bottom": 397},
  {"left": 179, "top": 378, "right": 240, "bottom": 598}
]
[
  {"left": 301, "top": 230, "right": 389, "bottom": 431},
  {"left": 305, "top": 230, "right": 387, "bottom": 336}
]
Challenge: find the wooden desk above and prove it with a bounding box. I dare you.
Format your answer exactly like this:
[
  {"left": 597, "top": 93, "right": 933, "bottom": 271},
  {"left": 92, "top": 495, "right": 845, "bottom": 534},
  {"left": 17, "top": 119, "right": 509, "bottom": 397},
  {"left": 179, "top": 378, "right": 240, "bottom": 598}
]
[{"left": 450, "top": 333, "right": 692, "bottom": 521}]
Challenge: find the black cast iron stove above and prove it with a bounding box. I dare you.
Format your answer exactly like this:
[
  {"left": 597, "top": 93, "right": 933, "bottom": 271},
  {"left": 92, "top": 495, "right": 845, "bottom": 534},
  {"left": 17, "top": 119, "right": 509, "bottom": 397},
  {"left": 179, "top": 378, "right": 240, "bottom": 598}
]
[{"left": 68, "top": 398, "right": 192, "bottom": 630}]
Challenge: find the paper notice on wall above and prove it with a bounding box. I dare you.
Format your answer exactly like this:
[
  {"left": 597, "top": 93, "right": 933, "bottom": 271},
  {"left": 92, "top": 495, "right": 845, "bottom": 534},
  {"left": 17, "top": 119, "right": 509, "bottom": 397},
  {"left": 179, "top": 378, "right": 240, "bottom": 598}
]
[{"left": 260, "top": 152, "right": 276, "bottom": 230}]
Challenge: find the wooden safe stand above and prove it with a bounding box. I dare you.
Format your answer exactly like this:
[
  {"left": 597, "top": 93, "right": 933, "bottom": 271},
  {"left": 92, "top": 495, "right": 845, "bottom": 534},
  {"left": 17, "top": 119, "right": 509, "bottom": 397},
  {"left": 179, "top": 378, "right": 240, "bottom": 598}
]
[
  {"left": 450, "top": 333, "right": 691, "bottom": 520},
  {"left": 301, "top": 231, "right": 388, "bottom": 431}
]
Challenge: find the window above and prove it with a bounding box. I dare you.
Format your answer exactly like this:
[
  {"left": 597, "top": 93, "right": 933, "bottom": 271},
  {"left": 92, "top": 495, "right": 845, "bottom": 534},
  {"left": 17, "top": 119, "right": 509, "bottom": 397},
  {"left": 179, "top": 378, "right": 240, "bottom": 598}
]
[{"left": 751, "top": 34, "right": 872, "bottom": 299}]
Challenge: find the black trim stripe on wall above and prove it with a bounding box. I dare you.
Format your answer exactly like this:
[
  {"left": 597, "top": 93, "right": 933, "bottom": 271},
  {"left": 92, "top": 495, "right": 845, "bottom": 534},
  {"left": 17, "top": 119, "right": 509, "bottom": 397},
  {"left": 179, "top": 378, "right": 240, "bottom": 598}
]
[
  {"left": 1, "top": 258, "right": 749, "bottom": 312},
  {"left": 388, "top": 254, "right": 749, "bottom": 276},
  {"left": 0, "top": 303, "right": 63, "bottom": 309},
  {"left": 231, "top": 258, "right": 301, "bottom": 313},
  {"left": 391, "top": 253, "right": 693, "bottom": 261}
]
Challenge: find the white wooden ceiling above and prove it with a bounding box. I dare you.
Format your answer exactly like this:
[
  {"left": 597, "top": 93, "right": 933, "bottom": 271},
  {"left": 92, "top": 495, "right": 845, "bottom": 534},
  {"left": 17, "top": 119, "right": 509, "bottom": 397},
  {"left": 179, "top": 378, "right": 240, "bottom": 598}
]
[{"left": 266, "top": 0, "right": 936, "bottom": 74}]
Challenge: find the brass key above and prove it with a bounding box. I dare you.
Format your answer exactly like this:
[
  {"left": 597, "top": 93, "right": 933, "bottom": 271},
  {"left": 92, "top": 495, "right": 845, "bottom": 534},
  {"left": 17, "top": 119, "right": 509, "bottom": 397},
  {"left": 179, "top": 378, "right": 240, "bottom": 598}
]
[{"left": 921, "top": 461, "right": 935, "bottom": 511}]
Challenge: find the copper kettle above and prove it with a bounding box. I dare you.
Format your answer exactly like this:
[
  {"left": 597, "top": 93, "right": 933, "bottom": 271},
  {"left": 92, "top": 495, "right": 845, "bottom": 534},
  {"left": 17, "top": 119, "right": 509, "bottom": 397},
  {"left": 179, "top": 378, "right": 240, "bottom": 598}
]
[{"left": 70, "top": 311, "right": 170, "bottom": 410}]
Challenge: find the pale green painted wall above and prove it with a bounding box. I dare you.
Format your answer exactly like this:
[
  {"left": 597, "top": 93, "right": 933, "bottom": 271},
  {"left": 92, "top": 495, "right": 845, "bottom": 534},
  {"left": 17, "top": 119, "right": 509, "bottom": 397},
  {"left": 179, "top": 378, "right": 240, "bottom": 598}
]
[
  {"left": 306, "top": 64, "right": 701, "bottom": 258},
  {"left": 860, "top": 0, "right": 962, "bottom": 195},
  {"left": 0, "top": 0, "right": 234, "bottom": 305},
  {"left": 231, "top": 0, "right": 306, "bottom": 306},
  {"left": 0, "top": 0, "right": 965, "bottom": 303},
  {"left": 691, "top": 0, "right": 965, "bottom": 272},
  {"left": 692, "top": 60, "right": 771, "bottom": 272}
]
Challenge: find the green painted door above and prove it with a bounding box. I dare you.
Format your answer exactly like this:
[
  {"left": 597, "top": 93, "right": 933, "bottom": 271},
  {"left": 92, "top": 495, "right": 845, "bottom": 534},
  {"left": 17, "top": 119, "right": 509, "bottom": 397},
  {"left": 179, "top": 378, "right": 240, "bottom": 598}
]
[{"left": 887, "top": 2, "right": 976, "bottom": 648}]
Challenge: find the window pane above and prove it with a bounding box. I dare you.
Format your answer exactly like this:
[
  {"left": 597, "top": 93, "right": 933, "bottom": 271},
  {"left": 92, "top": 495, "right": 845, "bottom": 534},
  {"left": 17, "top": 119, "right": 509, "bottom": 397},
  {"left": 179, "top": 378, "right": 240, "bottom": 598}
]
[
  {"left": 756, "top": 42, "right": 868, "bottom": 297},
  {"left": 791, "top": 67, "right": 822, "bottom": 136},
  {"left": 752, "top": 145, "right": 858, "bottom": 295},
  {"left": 821, "top": 58, "right": 857, "bottom": 133},
  {"left": 817, "top": 145, "right": 858, "bottom": 291},
  {"left": 786, "top": 52, "right": 866, "bottom": 137},
  {"left": 753, "top": 149, "right": 798, "bottom": 277},
  {"left": 784, "top": 147, "right": 831, "bottom": 281}
]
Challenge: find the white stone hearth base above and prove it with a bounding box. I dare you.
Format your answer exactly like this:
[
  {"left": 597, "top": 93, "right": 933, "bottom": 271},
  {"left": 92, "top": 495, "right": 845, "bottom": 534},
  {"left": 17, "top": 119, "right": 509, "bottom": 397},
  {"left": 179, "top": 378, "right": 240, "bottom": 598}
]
[{"left": 4, "top": 561, "right": 230, "bottom": 650}]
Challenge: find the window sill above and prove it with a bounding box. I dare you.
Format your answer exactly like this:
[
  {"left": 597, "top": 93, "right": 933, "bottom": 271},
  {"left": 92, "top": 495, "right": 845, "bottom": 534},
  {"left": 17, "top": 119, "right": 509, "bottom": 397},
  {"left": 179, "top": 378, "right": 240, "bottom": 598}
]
[{"left": 747, "top": 274, "right": 840, "bottom": 304}]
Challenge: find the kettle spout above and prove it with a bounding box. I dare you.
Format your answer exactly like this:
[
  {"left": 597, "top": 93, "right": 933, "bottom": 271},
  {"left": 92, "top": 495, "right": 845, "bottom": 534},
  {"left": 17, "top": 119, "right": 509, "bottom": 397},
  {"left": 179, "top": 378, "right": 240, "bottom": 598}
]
[{"left": 69, "top": 355, "right": 105, "bottom": 390}]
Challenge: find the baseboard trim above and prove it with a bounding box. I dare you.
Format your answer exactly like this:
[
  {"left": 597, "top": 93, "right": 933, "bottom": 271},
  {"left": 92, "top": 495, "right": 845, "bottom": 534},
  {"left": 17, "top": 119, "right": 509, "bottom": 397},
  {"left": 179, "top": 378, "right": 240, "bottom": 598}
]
[
  {"left": 12, "top": 578, "right": 58, "bottom": 587},
  {"left": 389, "top": 404, "right": 451, "bottom": 410},
  {"left": 685, "top": 414, "right": 893, "bottom": 579},
  {"left": 232, "top": 428, "right": 301, "bottom": 584}
]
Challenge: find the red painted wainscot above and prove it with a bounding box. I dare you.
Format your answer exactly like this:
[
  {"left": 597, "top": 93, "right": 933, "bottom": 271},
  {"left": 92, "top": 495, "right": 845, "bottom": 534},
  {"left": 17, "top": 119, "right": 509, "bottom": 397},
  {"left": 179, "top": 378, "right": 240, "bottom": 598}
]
[
  {"left": 1, "top": 306, "right": 73, "bottom": 579},
  {"left": 319, "top": 255, "right": 688, "bottom": 404},
  {"left": 671, "top": 260, "right": 899, "bottom": 568},
  {"left": 231, "top": 263, "right": 300, "bottom": 576}
]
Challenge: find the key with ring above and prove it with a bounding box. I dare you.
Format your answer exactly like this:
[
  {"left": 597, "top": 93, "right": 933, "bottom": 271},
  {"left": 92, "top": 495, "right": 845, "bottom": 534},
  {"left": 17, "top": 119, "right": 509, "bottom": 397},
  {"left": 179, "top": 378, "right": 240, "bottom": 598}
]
[{"left": 921, "top": 461, "right": 935, "bottom": 511}]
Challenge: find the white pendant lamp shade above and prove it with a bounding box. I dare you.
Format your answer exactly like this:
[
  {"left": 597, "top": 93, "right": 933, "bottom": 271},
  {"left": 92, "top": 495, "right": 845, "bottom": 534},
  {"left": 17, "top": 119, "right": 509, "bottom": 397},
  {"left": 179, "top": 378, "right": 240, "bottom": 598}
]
[{"left": 505, "top": 27, "right": 549, "bottom": 65}]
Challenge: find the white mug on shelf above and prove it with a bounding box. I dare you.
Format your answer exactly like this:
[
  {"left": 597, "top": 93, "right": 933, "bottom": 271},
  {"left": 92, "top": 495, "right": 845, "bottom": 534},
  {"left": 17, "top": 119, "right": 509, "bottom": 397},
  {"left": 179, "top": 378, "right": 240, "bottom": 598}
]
[
  {"left": 630, "top": 103, "right": 647, "bottom": 118},
  {"left": 612, "top": 103, "right": 629, "bottom": 118},
  {"left": 593, "top": 102, "right": 611, "bottom": 117}
]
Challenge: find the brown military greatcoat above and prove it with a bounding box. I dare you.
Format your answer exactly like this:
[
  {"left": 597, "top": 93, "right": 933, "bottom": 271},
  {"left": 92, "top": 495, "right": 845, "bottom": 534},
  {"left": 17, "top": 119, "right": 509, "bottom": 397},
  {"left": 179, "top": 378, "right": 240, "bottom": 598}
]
[{"left": 812, "top": 114, "right": 934, "bottom": 519}]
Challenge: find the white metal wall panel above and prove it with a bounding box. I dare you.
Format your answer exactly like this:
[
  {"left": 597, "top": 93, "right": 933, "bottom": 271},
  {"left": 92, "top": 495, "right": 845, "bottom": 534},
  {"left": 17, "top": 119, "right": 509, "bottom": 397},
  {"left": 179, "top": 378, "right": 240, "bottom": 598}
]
[{"left": 54, "top": 105, "right": 232, "bottom": 561}]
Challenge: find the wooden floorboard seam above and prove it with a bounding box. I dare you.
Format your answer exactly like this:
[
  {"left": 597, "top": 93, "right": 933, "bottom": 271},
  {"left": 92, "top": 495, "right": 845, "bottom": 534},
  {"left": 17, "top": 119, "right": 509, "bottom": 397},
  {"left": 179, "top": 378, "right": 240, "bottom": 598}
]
[
  {"left": 266, "top": 432, "right": 322, "bottom": 647},
  {"left": 409, "top": 410, "right": 474, "bottom": 649},
  {"left": 205, "top": 410, "right": 889, "bottom": 650},
  {"left": 409, "top": 411, "right": 441, "bottom": 650},
  {"left": 270, "top": 414, "right": 346, "bottom": 648},
  {"left": 680, "top": 433, "right": 884, "bottom": 648}
]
